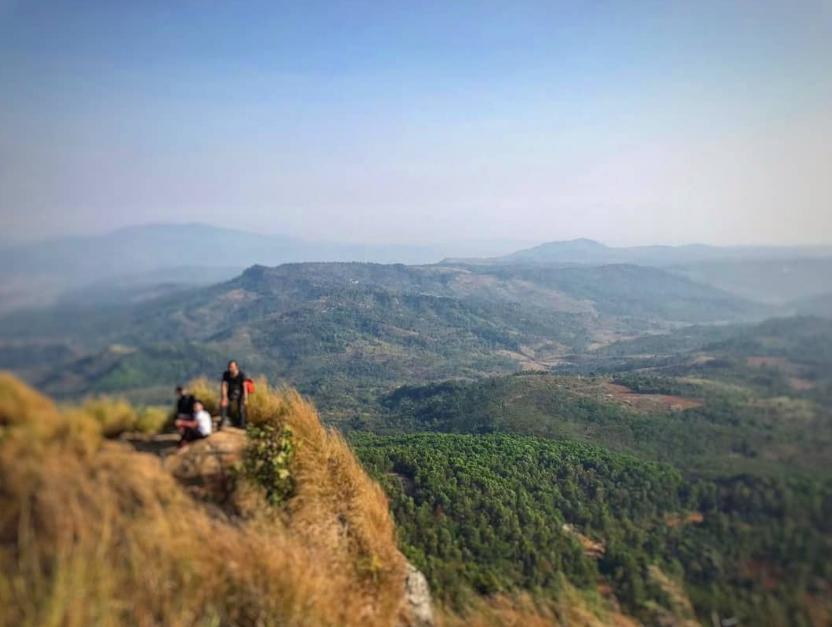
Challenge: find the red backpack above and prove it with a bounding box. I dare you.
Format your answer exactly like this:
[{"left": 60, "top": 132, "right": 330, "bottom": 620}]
[{"left": 244, "top": 378, "right": 255, "bottom": 395}]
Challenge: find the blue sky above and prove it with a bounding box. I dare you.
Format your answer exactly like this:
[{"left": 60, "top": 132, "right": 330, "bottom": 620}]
[{"left": 1, "top": 0, "right": 830, "bottom": 245}]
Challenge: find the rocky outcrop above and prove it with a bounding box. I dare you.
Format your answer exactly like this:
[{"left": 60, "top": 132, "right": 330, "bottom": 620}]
[
  {"left": 400, "top": 562, "right": 435, "bottom": 627},
  {"left": 163, "top": 427, "right": 246, "bottom": 506}
]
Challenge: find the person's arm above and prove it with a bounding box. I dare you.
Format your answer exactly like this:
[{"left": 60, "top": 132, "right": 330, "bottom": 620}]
[
  {"left": 220, "top": 380, "right": 228, "bottom": 406},
  {"left": 175, "top": 417, "right": 198, "bottom": 428}
]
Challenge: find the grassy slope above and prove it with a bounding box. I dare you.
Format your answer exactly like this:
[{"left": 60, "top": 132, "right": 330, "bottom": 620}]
[{"left": 0, "top": 374, "right": 407, "bottom": 627}]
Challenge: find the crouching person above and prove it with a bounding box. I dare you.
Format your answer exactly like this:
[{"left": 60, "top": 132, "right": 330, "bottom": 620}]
[{"left": 175, "top": 400, "right": 213, "bottom": 448}]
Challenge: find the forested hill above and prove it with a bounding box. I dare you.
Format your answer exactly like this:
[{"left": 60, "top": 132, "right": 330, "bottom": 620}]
[
  {"left": 366, "top": 316, "right": 832, "bottom": 475},
  {"left": 0, "top": 261, "right": 764, "bottom": 410},
  {"left": 353, "top": 432, "right": 832, "bottom": 626},
  {"left": 346, "top": 316, "right": 832, "bottom": 626}
]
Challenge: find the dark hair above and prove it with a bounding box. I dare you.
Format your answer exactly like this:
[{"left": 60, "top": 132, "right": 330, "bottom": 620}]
[
  {"left": 175, "top": 385, "right": 184, "bottom": 393},
  {"left": 228, "top": 360, "right": 238, "bottom": 368}
]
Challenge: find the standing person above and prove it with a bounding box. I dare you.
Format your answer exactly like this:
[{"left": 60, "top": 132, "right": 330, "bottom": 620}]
[
  {"left": 175, "top": 400, "right": 212, "bottom": 448},
  {"left": 220, "top": 360, "right": 248, "bottom": 429},
  {"left": 174, "top": 385, "right": 195, "bottom": 421}
]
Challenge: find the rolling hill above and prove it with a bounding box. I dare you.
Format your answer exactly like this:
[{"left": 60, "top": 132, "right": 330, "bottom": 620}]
[{"left": 0, "top": 261, "right": 765, "bottom": 414}]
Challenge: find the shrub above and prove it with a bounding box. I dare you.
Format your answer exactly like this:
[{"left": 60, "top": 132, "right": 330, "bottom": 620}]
[{"left": 244, "top": 422, "right": 295, "bottom": 505}]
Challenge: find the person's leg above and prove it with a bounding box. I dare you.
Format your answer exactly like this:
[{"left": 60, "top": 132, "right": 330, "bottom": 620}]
[
  {"left": 219, "top": 402, "right": 229, "bottom": 430},
  {"left": 181, "top": 427, "right": 206, "bottom": 444},
  {"left": 237, "top": 395, "right": 247, "bottom": 428},
  {"left": 227, "top": 392, "right": 244, "bottom": 427},
  {"left": 178, "top": 427, "right": 193, "bottom": 447}
]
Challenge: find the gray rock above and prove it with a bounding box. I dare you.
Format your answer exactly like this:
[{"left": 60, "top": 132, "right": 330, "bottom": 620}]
[{"left": 401, "top": 561, "right": 434, "bottom": 627}]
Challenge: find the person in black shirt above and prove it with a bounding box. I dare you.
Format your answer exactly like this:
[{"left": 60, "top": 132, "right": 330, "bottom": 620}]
[
  {"left": 174, "top": 385, "right": 195, "bottom": 421},
  {"left": 219, "top": 360, "right": 247, "bottom": 428}
]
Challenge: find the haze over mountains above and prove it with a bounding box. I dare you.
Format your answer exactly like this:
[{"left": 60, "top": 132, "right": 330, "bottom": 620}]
[
  {"left": 449, "top": 237, "right": 832, "bottom": 267},
  {"left": 447, "top": 237, "right": 832, "bottom": 305},
  {"left": 0, "top": 223, "right": 530, "bottom": 312},
  {"left": 4, "top": 0, "right": 832, "bottom": 622},
  {"left": 2, "top": 223, "right": 831, "bottom": 313}
]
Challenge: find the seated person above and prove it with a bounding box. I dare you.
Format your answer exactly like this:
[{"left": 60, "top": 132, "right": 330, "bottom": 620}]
[
  {"left": 174, "top": 385, "right": 196, "bottom": 421},
  {"left": 175, "top": 400, "right": 213, "bottom": 447}
]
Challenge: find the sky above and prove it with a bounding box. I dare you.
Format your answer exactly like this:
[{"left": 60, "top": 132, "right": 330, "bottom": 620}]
[{"left": 0, "top": 0, "right": 830, "bottom": 247}]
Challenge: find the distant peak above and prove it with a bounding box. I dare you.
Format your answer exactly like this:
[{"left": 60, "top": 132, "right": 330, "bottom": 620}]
[
  {"left": 534, "top": 238, "right": 608, "bottom": 250},
  {"left": 568, "top": 238, "right": 606, "bottom": 247}
]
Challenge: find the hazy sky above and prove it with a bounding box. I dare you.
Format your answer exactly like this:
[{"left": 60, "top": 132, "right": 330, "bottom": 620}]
[{"left": 1, "top": 1, "right": 830, "bottom": 246}]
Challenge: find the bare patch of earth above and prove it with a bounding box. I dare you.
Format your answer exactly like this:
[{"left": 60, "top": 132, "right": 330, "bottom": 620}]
[
  {"left": 603, "top": 383, "right": 702, "bottom": 412},
  {"left": 746, "top": 356, "right": 816, "bottom": 390},
  {"left": 665, "top": 511, "right": 704, "bottom": 528},
  {"left": 746, "top": 356, "right": 790, "bottom": 369}
]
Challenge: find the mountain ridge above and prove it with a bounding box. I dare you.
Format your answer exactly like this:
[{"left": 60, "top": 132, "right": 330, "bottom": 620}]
[
  {"left": 442, "top": 237, "right": 832, "bottom": 267},
  {"left": 0, "top": 223, "right": 532, "bottom": 313}
]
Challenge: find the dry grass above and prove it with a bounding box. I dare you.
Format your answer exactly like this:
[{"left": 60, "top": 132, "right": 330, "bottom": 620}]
[
  {"left": 438, "top": 588, "right": 640, "bottom": 627},
  {"left": 69, "top": 396, "right": 169, "bottom": 437},
  {"left": 0, "top": 372, "right": 407, "bottom": 627},
  {"left": 187, "top": 374, "right": 406, "bottom": 597}
]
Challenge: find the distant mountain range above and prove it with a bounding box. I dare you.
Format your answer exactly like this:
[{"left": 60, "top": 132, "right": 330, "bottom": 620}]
[
  {"left": 1, "top": 223, "right": 531, "bottom": 279},
  {"left": 2, "top": 226, "right": 830, "bottom": 313},
  {"left": 444, "top": 237, "right": 832, "bottom": 267},
  {"left": 444, "top": 237, "right": 832, "bottom": 305},
  {"left": 0, "top": 223, "right": 529, "bottom": 313}
]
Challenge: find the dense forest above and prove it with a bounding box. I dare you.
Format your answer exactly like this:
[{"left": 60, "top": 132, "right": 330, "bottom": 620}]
[{"left": 352, "top": 433, "right": 832, "bottom": 626}]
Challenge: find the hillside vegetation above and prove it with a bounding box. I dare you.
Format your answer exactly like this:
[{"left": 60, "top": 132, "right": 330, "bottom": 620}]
[
  {"left": 0, "top": 261, "right": 763, "bottom": 416},
  {"left": 369, "top": 369, "right": 832, "bottom": 478},
  {"left": 353, "top": 433, "right": 832, "bottom": 627}
]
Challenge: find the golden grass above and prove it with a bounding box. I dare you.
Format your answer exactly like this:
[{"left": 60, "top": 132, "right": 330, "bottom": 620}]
[
  {"left": 71, "top": 396, "right": 168, "bottom": 437},
  {"left": 438, "top": 588, "right": 640, "bottom": 627},
  {"left": 0, "top": 372, "right": 407, "bottom": 627}
]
